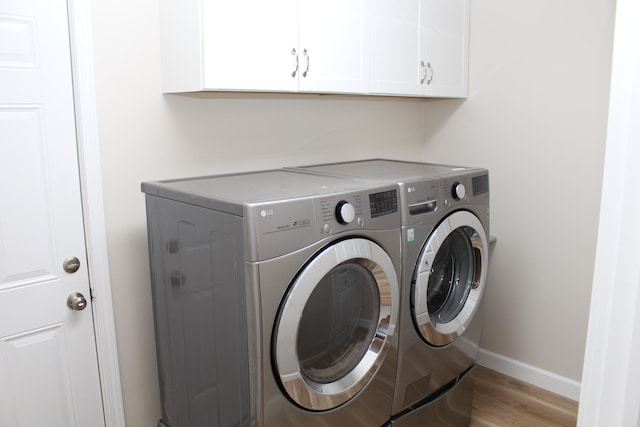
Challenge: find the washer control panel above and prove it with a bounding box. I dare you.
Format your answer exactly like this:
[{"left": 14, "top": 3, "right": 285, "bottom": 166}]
[
  {"left": 318, "top": 188, "right": 398, "bottom": 235},
  {"left": 441, "top": 172, "right": 489, "bottom": 208},
  {"left": 369, "top": 189, "right": 399, "bottom": 218}
]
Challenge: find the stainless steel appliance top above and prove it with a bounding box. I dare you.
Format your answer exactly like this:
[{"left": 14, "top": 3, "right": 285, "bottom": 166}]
[
  {"left": 290, "top": 158, "right": 484, "bottom": 183},
  {"left": 141, "top": 169, "right": 376, "bottom": 216}
]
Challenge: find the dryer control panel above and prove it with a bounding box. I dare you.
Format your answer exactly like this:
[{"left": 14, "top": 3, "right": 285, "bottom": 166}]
[{"left": 247, "top": 186, "right": 400, "bottom": 260}]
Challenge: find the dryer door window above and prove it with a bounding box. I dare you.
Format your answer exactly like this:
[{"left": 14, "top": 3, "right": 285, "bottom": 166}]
[
  {"left": 412, "top": 210, "right": 488, "bottom": 347},
  {"left": 297, "top": 262, "right": 380, "bottom": 384},
  {"left": 273, "top": 238, "right": 399, "bottom": 411}
]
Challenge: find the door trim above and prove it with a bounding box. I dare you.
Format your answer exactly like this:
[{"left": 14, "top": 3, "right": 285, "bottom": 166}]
[{"left": 68, "top": 0, "right": 126, "bottom": 425}]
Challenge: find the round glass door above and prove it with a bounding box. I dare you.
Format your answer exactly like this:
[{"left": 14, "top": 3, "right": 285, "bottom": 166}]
[
  {"left": 273, "top": 238, "right": 399, "bottom": 411},
  {"left": 412, "top": 210, "right": 488, "bottom": 347}
]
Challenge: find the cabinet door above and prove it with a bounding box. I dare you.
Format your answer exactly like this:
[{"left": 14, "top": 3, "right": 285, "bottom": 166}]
[
  {"left": 371, "top": 0, "right": 422, "bottom": 96},
  {"left": 422, "top": 0, "right": 469, "bottom": 97},
  {"left": 202, "top": 0, "right": 298, "bottom": 92},
  {"left": 298, "top": 0, "right": 370, "bottom": 94},
  {"left": 372, "top": 0, "right": 469, "bottom": 98}
]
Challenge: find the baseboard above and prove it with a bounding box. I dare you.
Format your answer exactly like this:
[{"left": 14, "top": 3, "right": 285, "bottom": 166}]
[{"left": 477, "top": 348, "right": 581, "bottom": 401}]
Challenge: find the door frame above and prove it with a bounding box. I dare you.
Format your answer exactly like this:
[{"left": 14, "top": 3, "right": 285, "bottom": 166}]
[
  {"left": 577, "top": 0, "right": 640, "bottom": 424},
  {"left": 67, "top": 0, "right": 126, "bottom": 425}
]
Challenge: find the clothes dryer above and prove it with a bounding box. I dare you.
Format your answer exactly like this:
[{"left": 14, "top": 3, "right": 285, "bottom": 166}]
[
  {"left": 291, "top": 159, "right": 490, "bottom": 426},
  {"left": 142, "top": 169, "right": 402, "bottom": 427}
]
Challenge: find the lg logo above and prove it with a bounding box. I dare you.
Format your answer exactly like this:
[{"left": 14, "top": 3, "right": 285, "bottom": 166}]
[
  {"left": 260, "top": 209, "right": 274, "bottom": 217},
  {"left": 407, "top": 186, "right": 416, "bottom": 193}
]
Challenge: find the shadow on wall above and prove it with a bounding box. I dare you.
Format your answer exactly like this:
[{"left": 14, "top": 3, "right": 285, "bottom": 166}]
[
  {"left": 421, "top": 98, "right": 467, "bottom": 150},
  {"left": 158, "top": 91, "right": 428, "bottom": 172}
]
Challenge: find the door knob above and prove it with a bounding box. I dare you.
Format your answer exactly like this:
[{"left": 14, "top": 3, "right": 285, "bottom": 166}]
[{"left": 67, "top": 292, "right": 87, "bottom": 311}]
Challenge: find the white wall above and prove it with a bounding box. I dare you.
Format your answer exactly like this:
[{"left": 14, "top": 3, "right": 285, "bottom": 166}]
[
  {"left": 88, "top": 0, "right": 615, "bottom": 424},
  {"left": 89, "top": 1, "right": 425, "bottom": 425},
  {"left": 419, "top": 0, "right": 615, "bottom": 397}
]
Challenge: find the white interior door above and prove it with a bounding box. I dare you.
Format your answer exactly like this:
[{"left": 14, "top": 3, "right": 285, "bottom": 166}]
[{"left": 0, "top": 0, "right": 106, "bottom": 426}]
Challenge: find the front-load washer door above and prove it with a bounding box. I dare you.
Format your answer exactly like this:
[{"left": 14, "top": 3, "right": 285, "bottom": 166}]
[
  {"left": 273, "top": 238, "right": 399, "bottom": 411},
  {"left": 412, "top": 210, "right": 489, "bottom": 347}
]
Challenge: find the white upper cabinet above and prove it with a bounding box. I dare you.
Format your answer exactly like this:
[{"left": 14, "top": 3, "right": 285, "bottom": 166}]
[
  {"left": 371, "top": 0, "right": 469, "bottom": 98},
  {"left": 160, "top": 0, "right": 369, "bottom": 94},
  {"left": 159, "top": 0, "right": 467, "bottom": 97}
]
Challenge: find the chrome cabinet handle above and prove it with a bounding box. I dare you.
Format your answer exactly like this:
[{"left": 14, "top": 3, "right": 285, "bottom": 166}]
[
  {"left": 302, "top": 48, "right": 309, "bottom": 77},
  {"left": 420, "top": 60, "right": 428, "bottom": 84},
  {"left": 426, "top": 62, "right": 434, "bottom": 85},
  {"left": 291, "top": 48, "right": 299, "bottom": 77},
  {"left": 420, "top": 61, "right": 434, "bottom": 85}
]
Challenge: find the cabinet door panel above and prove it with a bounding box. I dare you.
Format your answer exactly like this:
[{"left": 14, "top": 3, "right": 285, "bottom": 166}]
[
  {"left": 423, "top": 0, "right": 469, "bottom": 97},
  {"left": 371, "top": 0, "right": 422, "bottom": 95},
  {"left": 298, "top": 0, "right": 370, "bottom": 93},
  {"left": 203, "top": 0, "right": 298, "bottom": 91}
]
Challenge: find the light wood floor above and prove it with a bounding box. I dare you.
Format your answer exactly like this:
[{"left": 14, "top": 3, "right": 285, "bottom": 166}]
[{"left": 470, "top": 366, "right": 579, "bottom": 426}]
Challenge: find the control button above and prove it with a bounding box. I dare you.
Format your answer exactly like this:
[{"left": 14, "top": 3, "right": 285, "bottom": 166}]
[
  {"left": 452, "top": 182, "right": 466, "bottom": 200},
  {"left": 357, "top": 217, "right": 364, "bottom": 227},
  {"left": 323, "top": 224, "right": 332, "bottom": 234},
  {"left": 335, "top": 200, "right": 356, "bottom": 225}
]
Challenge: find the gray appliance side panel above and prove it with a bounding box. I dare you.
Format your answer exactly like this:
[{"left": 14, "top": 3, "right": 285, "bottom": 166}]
[{"left": 145, "top": 195, "right": 251, "bottom": 427}]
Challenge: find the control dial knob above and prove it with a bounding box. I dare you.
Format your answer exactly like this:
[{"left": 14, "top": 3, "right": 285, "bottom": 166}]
[
  {"left": 452, "top": 182, "right": 466, "bottom": 200},
  {"left": 335, "top": 200, "right": 356, "bottom": 225}
]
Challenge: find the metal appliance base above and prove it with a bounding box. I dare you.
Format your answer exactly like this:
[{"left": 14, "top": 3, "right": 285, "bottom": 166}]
[{"left": 388, "top": 366, "right": 475, "bottom": 426}]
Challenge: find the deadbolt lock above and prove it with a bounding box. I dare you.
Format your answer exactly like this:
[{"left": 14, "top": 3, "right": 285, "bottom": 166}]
[{"left": 63, "top": 257, "right": 81, "bottom": 273}]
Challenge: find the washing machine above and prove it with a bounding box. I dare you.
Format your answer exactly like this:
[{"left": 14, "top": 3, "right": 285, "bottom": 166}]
[
  {"left": 291, "top": 159, "right": 490, "bottom": 426},
  {"left": 142, "top": 169, "right": 403, "bottom": 427}
]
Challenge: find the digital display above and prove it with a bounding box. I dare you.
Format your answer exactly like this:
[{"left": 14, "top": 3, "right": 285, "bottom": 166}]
[
  {"left": 369, "top": 190, "right": 398, "bottom": 218},
  {"left": 472, "top": 174, "right": 489, "bottom": 196}
]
